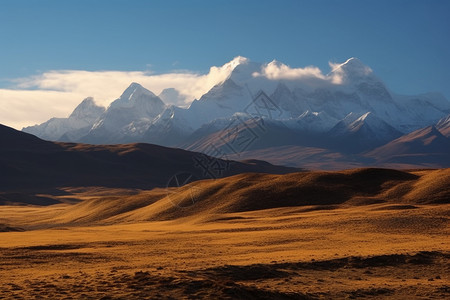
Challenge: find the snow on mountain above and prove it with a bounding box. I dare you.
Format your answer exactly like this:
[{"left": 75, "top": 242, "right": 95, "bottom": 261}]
[
  {"left": 391, "top": 93, "right": 450, "bottom": 132},
  {"left": 69, "top": 97, "right": 105, "bottom": 120},
  {"left": 348, "top": 112, "right": 402, "bottom": 141},
  {"left": 158, "top": 88, "right": 187, "bottom": 107},
  {"left": 184, "top": 58, "right": 291, "bottom": 128},
  {"left": 283, "top": 110, "right": 338, "bottom": 133},
  {"left": 22, "top": 97, "right": 105, "bottom": 141},
  {"left": 80, "top": 83, "right": 165, "bottom": 144},
  {"left": 270, "top": 83, "right": 310, "bottom": 118},
  {"left": 328, "top": 57, "right": 377, "bottom": 85},
  {"left": 182, "top": 112, "right": 266, "bottom": 150},
  {"left": 185, "top": 115, "right": 301, "bottom": 155},
  {"left": 297, "top": 59, "right": 404, "bottom": 126},
  {"left": 305, "top": 58, "right": 447, "bottom": 131},
  {"left": 141, "top": 105, "right": 197, "bottom": 146},
  {"left": 328, "top": 112, "right": 403, "bottom": 153},
  {"left": 436, "top": 114, "right": 450, "bottom": 137},
  {"left": 226, "top": 56, "right": 260, "bottom": 82},
  {"left": 22, "top": 57, "right": 450, "bottom": 162},
  {"left": 186, "top": 79, "right": 250, "bottom": 129},
  {"left": 108, "top": 82, "right": 164, "bottom": 114}
]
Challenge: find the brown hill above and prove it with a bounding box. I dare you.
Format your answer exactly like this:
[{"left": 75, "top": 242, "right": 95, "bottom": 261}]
[
  {"left": 35, "top": 168, "right": 449, "bottom": 226},
  {"left": 366, "top": 126, "right": 450, "bottom": 167},
  {"left": 0, "top": 124, "right": 300, "bottom": 192}
]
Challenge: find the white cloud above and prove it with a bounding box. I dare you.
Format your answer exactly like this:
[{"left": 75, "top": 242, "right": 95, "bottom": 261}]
[
  {"left": 253, "top": 60, "right": 326, "bottom": 80},
  {"left": 0, "top": 56, "right": 353, "bottom": 130},
  {"left": 328, "top": 62, "right": 345, "bottom": 84},
  {"left": 14, "top": 56, "right": 249, "bottom": 108},
  {"left": 1, "top": 57, "right": 246, "bottom": 129},
  {"left": 0, "top": 89, "right": 83, "bottom": 130}
]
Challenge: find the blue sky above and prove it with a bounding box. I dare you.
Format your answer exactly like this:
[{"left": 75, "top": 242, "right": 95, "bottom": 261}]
[{"left": 1, "top": 0, "right": 449, "bottom": 128}]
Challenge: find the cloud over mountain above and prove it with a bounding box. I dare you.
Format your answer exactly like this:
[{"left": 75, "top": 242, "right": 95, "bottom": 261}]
[
  {"left": 2, "top": 57, "right": 253, "bottom": 129},
  {"left": 3, "top": 56, "right": 450, "bottom": 136},
  {"left": 252, "top": 60, "right": 325, "bottom": 80},
  {"left": 20, "top": 56, "right": 450, "bottom": 169}
]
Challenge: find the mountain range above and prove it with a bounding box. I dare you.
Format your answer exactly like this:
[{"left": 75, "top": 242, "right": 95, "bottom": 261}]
[
  {"left": 0, "top": 123, "right": 298, "bottom": 198},
  {"left": 22, "top": 57, "right": 450, "bottom": 169}
]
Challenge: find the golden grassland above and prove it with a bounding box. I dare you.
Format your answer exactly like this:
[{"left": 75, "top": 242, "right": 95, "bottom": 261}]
[{"left": 0, "top": 168, "right": 449, "bottom": 299}]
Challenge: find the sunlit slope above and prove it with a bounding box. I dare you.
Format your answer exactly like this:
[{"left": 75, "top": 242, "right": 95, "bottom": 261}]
[{"left": 37, "top": 168, "right": 449, "bottom": 226}]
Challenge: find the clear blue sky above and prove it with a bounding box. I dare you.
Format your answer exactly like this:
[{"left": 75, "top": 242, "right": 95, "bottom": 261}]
[{"left": 1, "top": 0, "right": 449, "bottom": 98}]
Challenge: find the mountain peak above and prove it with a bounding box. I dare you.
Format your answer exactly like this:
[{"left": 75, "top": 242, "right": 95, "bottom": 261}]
[
  {"left": 129, "top": 82, "right": 142, "bottom": 88},
  {"left": 329, "top": 57, "right": 374, "bottom": 84},
  {"left": 107, "top": 82, "right": 164, "bottom": 111},
  {"left": 76, "top": 97, "right": 100, "bottom": 109},
  {"left": 349, "top": 112, "right": 400, "bottom": 137},
  {"left": 334, "top": 57, "right": 368, "bottom": 72},
  {"left": 158, "top": 88, "right": 186, "bottom": 106},
  {"left": 93, "top": 82, "right": 166, "bottom": 135},
  {"left": 81, "top": 96, "right": 95, "bottom": 104},
  {"left": 342, "top": 57, "right": 365, "bottom": 66},
  {"left": 355, "top": 111, "right": 372, "bottom": 122},
  {"left": 198, "top": 78, "right": 244, "bottom": 104},
  {"left": 227, "top": 57, "right": 262, "bottom": 83},
  {"left": 69, "top": 97, "right": 105, "bottom": 120},
  {"left": 227, "top": 56, "right": 250, "bottom": 68},
  {"left": 120, "top": 82, "right": 156, "bottom": 102}
]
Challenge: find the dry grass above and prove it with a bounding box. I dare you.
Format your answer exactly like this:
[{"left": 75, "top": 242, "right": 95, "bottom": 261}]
[{"left": 0, "top": 168, "right": 449, "bottom": 299}]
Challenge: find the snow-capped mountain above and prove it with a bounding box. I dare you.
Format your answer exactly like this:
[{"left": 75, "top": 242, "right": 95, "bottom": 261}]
[
  {"left": 158, "top": 88, "right": 186, "bottom": 107},
  {"left": 142, "top": 105, "right": 197, "bottom": 147},
  {"left": 23, "top": 97, "right": 105, "bottom": 141},
  {"left": 22, "top": 56, "right": 450, "bottom": 168},
  {"left": 285, "top": 110, "right": 339, "bottom": 132},
  {"left": 328, "top": 112, "right": 403, "bottom": 153},
  {"left": 187, "top": 78, "right": 250, "bottom": 127},
  {"left": 80, "top": 83, "right": 165, "bottom": 144}
]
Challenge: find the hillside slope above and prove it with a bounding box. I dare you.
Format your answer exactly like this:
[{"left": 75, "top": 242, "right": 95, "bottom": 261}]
[
  {"left": 0, "top": 124, "right": 299, "bottom": 191},
  {"left": 25, "top": 168, "right": 449, "bottom": 227}
]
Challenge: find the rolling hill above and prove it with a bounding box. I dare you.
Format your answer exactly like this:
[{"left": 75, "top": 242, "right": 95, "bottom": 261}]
[{"left": 11, "top": 167, "right": 448, "bottom": 227}]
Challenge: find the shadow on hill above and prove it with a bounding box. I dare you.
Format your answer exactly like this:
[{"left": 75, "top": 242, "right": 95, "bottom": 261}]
[
  {"left": 0, "top": 124, "right": 301, "bottom": 193},
  {"left": 31, "top": 168, "right": 449, "bottom": 227},
  {"left": 0, "top": 193, "right": 61, "bottom": 206}
]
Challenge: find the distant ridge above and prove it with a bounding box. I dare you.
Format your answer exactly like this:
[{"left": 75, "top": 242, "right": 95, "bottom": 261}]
[
  {"left": 367, "top": 126, "right": 450, "bottom": 166},
  {"left": 0, "top": 123, "right": 300, "bottom": 191},
  {"left": 22, "top": 57, "right": 450, "bottom": 169}
]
